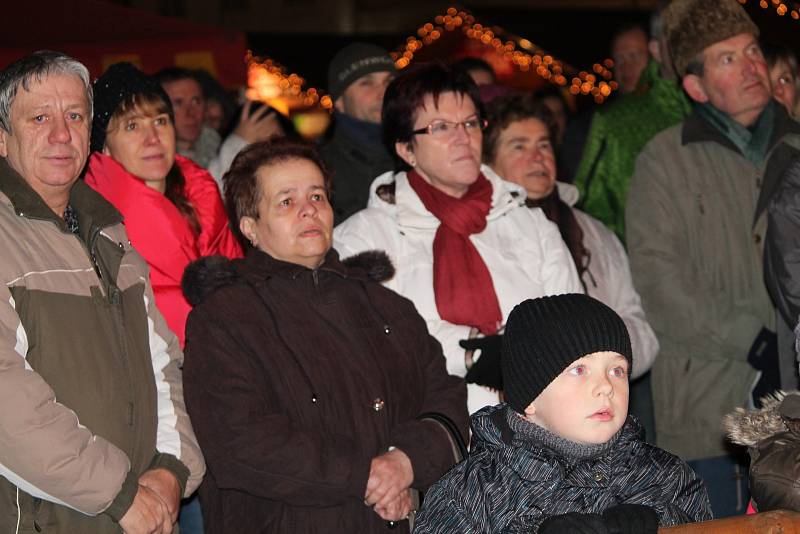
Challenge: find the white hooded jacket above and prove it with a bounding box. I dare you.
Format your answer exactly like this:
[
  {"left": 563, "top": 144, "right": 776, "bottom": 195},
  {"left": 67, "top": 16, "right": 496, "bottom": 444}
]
[{"left": 334, "top": 166, "right": 582, "bottom": 413}]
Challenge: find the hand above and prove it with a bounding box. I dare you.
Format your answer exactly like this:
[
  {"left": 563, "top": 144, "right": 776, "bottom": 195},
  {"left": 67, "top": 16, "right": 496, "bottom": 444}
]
[
  {"left": 602, "top": 504, "right": 659, "bottom": 534},
  {"left": 538, "top": 512, "right": 609, "bottom": 534},
  {"left": 364, "top": 449, "right": 414, "bottom": 511},
  {"left": 138, "top": 469, "right": 181, "bottom": 523},
  {"left": 118, "top": 484, "right": 172, "bottom": 534},
  {"left": 234, "top": 101, "right": 283, "bottom": 143},
  {"left": 374, "top": 488, "right": 412, "bottom": 521},
  {"left": 459, "top": 335, "right": 504, "bottom": 390}
]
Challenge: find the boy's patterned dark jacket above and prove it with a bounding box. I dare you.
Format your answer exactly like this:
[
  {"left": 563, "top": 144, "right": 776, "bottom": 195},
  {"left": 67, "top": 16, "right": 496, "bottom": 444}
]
[{"left": 413, "top": 404, "right": 712, "bottom": 533}]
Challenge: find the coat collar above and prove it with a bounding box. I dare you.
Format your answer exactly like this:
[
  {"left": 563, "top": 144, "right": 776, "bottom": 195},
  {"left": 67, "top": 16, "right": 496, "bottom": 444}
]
[
  {"left": 238, "top": 247, "right": 349, "bottom": 284},
  {"left": 682, "top": 101, "right": 800, "bottom": 153},
  {"left": 0, "top": 157, "right": 121, "bottom": 238}
]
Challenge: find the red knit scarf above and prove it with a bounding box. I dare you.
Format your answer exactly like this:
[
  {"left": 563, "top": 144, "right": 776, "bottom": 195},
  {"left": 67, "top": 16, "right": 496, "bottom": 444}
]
[{"left": 407, "top": 170, "right": 502, "bottom": 335}]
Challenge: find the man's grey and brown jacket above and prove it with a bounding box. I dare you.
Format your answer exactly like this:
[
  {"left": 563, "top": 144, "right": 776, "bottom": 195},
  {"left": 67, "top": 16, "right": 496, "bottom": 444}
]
[{"left": 0, "top": 159, "right": 204, "bottom": 533}]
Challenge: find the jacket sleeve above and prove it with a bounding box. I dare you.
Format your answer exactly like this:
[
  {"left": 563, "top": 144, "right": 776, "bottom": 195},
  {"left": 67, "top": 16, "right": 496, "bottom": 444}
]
[
  {"left": 412, "top": 479, "right": 482, "bottom": 534},
  {"left": 626, "top": 142, "right": 765, "bottom": 358},
  {"left": 141, "top": 272, "right": 206, "bottom": 497},
  {"left": 573, "top": 112, "right": 622, "bottom": 236},
  {"left": 651, "top": 459, "right": 713, "bottom": 526},
  {"left": 581, "top": 213, "right": 659, "bottom": 378},
  {"left": 177, "top": 155, "right": 243, "bottom": 260},
  {"left": 207, "top": 133, "right": 248, "bottom": 186},
  {"left": 183, "top": 301, "right": 373, "bottom": 506},
  {"left": 0, "top": 282, "right": 136, "bottom": 517},
  {"left": 384, "top": 296, "right": 469, "bottom": 489},
  {"left": 765, "top": 157, "right": 800, "bottom": 328}
]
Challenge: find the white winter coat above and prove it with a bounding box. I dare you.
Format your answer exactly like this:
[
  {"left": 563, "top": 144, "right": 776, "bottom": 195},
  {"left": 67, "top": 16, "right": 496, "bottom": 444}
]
[
  {"left": 334, "top": 166, "right": 582, "bottom": 413},
  {"left": 557, "top": 182, "right": 659, "bottom": 379}
]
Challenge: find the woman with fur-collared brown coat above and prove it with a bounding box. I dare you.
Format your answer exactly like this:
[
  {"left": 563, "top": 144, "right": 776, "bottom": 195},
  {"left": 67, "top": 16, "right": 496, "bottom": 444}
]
[{"left": 181, "top": 139, "right": 468, "bottom": 533}]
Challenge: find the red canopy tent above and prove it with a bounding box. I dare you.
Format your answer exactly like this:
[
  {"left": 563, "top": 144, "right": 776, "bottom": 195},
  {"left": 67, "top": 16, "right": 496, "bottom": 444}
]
[{"left": 0, "top": 0, "right": 247, "bottom": 87}]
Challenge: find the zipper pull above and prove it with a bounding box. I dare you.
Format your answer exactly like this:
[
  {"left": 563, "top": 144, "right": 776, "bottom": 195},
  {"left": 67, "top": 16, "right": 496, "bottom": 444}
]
[{"left": 91, "top": 253, "right": 102, "bottom": 279}]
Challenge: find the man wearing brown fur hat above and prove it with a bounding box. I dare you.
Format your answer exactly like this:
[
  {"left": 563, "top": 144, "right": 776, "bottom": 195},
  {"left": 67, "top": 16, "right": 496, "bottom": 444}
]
[{"left": 626, "top": 0, "right": 800, "bottom": 518}]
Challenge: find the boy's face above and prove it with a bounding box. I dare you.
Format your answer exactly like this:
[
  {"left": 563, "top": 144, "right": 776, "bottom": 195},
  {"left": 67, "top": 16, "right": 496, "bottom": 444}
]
[{"left": 524, "top": 351, "right": 629, "bottom": 445}]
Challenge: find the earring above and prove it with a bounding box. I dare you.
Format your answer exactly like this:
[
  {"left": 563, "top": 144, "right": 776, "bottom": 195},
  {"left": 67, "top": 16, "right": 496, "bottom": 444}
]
[{"left": 409, "top": 157, "right": 417, "bottom": 167}]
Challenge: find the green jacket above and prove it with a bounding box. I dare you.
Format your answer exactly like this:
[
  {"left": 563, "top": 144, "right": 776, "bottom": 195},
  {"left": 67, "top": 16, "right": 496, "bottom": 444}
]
[
  {"left": 575, "top": 59, "right": 691, "bottom": 242},
  {"left": 626, "top": 105, "right": 800, "bottom": 460},
  {"left": 0, "top": 159, "right": 204, "bottom": 533}
]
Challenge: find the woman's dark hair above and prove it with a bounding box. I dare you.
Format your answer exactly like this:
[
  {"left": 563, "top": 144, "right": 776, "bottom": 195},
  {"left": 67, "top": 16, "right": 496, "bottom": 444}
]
[
  {"left": 223, "top": 138, "right": 331, "bottom": 247},
  {"left": 762, "top": 42, "right": 798, "bottom": 78},
  {"left": 381, "top": 61, "right": 484, "bottom": 171},
  {"left": 107, "top": 91, "right": 200, "bottom": 235},
  {"left": 482, "top": 92, "right": 557, "bottom": 164}
]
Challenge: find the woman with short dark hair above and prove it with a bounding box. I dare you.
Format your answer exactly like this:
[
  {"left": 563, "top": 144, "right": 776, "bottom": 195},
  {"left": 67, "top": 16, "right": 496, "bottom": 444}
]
[
  {"left": 334, "top": 63, "right": 581, "bottom": 414},
  {"left": 181, "top": 138, "right": 468, "bottom": 533}
]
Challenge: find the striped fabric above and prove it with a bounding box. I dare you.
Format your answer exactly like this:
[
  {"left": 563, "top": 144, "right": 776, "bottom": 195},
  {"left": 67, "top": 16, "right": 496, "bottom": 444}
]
[{"left": 413, "top": 404, "right": 712, "bottom": 533}]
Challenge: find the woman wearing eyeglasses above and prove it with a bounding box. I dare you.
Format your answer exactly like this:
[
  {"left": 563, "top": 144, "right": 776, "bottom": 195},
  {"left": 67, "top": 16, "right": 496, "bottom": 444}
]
[{"left": 334, "top": 62, "right": 582, "bottom": 414}]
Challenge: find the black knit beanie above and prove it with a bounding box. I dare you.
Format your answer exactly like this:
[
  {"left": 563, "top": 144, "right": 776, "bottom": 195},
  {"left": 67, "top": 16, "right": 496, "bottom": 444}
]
[
  {"left": 90, "top": 62, "right": 173, "bottom": 153},
  {"left": 503, "top": 294, "right": 633, "bottom": 414},
  {"left": 327, "top": 43, "right": 395, "bottom": 102}
]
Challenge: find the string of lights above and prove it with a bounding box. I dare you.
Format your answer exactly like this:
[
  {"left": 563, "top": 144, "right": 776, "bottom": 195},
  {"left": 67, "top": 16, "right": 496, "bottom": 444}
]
[
  {"left": 392, "top": 6, "right": 619, "bottom": 104},
  {"left": 740, "top": 0, "right": 800, "bottom": 18},
  {"left": 245, "top": 50, "right": 333, "bottom": 114}
]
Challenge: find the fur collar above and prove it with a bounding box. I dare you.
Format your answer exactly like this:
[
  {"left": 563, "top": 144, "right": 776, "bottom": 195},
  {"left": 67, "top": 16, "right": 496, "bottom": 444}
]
[
  {"left": 182, "top": 249, "right": 394, "bottom": 307},
  {"left": 724, "top": 390, "right": 799, "bottom": 447}
]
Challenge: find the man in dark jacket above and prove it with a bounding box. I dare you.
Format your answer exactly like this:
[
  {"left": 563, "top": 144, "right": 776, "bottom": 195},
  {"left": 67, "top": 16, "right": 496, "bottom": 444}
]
[
  {"left": 626, "top": 0, "right": 800, "bottom": 517},
  {"left": 414, "top": 295, "right": 711, "bottom": 533},
  {"left": 322, "top": 43, "right": 395, "bottom": 224}
]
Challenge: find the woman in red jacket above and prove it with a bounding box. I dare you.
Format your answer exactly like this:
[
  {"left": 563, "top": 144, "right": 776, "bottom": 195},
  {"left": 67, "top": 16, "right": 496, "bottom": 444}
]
[{"left": 85, "top": 62, "right": 242, "bottom": 348}]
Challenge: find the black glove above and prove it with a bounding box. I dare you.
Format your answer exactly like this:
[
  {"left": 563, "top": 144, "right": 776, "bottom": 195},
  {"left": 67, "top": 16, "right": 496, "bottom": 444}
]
[
  {"left": 602, "top": 504, "right": 659, "bottom": 534},
  {"left": 538, "top": 512, "right": 609, "bottom": 534},
  {"left": 459, "top": 335, "right": 503, "bottom": 390}
]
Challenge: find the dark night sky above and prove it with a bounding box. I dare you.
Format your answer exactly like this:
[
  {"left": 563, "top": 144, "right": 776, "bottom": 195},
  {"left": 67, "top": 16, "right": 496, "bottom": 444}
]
[{"left": 249, "top": 3, "right": 799, "bottom": 91}]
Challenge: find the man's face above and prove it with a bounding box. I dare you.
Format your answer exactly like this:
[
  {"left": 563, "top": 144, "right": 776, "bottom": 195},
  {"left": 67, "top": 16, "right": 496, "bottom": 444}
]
[
  {"left": 684, "top": 33, "right": 771, "bottom": 127},
  {"left": 0, "top": 73, "right": 90, "bottom": 200},
  {"left": 612, "top": 28, "right": 650, "bottom": 93},
  {"left": 335, "top": 71, "right": 393, "bottom": 124},
  {"left": 160, "top": 78, "right": 204, "bottom": 147}
]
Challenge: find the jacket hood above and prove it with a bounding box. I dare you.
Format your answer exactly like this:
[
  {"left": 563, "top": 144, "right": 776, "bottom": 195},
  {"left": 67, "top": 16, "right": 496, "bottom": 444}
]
[
  {"left": 364, "top": 165, "right": 527, "bottom": 229},
  {"left": 182, "top": 249, "right": 395, "bottom": 307},
  {"left": 556, "top": 181, "right": 580, "bottom": 207},
  {"left": 469, "top": 404, "right": 509, "bottom": 454},
  {"left": 469, "top": 404, "right": 643, "bottom": 457},
  {"left": 724, "top": 390, "right": 799, "bottom": 447}
]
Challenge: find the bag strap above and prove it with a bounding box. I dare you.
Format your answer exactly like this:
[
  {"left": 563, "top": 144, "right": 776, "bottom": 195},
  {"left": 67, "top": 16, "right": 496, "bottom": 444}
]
[{"left": 416, "top": 411, "right": 468, "bottom": 462}]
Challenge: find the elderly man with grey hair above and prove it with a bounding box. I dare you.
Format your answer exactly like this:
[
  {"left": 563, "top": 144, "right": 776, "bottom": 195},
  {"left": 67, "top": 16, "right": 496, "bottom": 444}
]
[{"left": 0, "top": 50, "right": 204, "bottom": 534}]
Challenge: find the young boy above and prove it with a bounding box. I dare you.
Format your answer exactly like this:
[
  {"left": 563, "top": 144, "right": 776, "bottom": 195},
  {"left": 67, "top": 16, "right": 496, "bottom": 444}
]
[{"left": 413, "top": 294, "right": 712, "bottom": 533}]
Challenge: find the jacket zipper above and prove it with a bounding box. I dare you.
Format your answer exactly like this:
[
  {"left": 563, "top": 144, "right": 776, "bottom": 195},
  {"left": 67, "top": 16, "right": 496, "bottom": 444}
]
[{"left": 85, "top": 226, "right": 138, "bottom": 451}]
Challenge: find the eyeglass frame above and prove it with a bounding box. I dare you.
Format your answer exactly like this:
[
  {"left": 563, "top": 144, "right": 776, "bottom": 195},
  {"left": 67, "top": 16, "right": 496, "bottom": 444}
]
[{"left": 411, "top": 115, "right": 488, "bottom": 137}]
